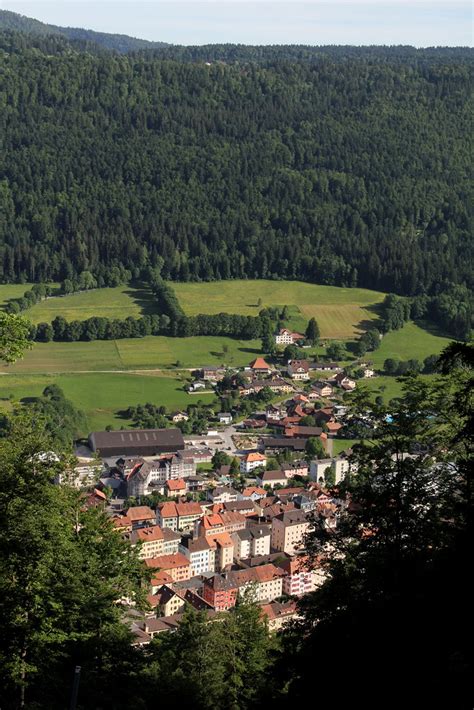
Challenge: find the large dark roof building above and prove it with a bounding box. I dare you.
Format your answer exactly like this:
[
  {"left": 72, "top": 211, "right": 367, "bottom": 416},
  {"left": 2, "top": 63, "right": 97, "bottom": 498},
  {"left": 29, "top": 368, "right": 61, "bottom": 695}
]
[{"left": 89, "top": 428, "right": 185, "bottom": 457}]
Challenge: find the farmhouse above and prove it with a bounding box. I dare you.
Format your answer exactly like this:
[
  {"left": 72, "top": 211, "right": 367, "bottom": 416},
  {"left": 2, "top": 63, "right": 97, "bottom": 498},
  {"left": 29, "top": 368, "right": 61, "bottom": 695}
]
[
  {"left": 275, "top": 328, "right": 305, "bottom": 345},
  {"left": 287, "top": 359, "right": 310, "bottom": 381},
  {"left": 248, "top": 357, "right": 272, "bottom": 374},
  {"left": 89, "top": 428, "right": 185, "bottom": 458}
]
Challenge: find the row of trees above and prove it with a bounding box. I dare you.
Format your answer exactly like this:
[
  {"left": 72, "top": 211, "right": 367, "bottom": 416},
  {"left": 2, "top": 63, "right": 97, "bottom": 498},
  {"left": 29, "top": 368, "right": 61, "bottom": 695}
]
[
  {"left": 31, "top": 310, "right": 277, "bottom": 343},
  {"left": 5, "top": 283, "right": 53, "bottom": 315},
  {"left": 383, "top": 353, "right": 439, "bottom": 376}
]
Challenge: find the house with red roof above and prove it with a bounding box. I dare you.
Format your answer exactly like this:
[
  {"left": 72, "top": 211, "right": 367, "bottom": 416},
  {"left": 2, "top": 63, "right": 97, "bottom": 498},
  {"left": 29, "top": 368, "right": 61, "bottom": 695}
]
[
  {"left": 240, "top": 451, "right": 267, "bottom": 473},
  {"left": 248, "top": 357, "right": 272, "bottom": 374}
]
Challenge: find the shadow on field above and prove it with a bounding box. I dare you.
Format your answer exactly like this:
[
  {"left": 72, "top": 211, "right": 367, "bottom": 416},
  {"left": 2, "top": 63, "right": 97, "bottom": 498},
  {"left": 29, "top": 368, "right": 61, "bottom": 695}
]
[{"left": 124, "top": 286, "right": 159, "bottom": 316}]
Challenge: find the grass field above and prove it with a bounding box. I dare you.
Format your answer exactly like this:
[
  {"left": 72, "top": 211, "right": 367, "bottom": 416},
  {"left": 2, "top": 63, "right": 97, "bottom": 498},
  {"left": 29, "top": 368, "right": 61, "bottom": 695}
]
[
  {"left": 0, "top": 373, "right": 217, "bottom": 433},
  {"left": 0, "top": 283, "right": 34, "bottom": 307},
  {"left": 370, "top": 322, "right": 453, "bottom": 369},
  {"left": 25, "top": 285, "right": 156, "bottom": 324},
  {"left": 172, "top": 280, "right": 385, "bottom": 338},
  {"left": 0, "top": 335, "right": 263, "bottom": 374}
]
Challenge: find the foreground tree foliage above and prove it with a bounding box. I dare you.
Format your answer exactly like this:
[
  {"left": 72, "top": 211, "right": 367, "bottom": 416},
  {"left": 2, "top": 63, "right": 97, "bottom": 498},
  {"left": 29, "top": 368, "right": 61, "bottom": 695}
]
[
  {"left": 141, "top": 598, "right": 276, "bottom": 709},
  {"left": 0, "top": 414, "right": 149, "bottom": 709},
  {"left": 275, "top": 344, "right": 473, "bottom": 707}
]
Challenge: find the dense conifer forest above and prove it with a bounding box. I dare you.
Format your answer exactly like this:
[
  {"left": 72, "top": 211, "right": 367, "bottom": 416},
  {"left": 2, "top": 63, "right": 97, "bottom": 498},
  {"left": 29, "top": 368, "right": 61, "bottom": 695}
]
[{"left": 1, "top": 29, "right": 472, "bottom": 300}]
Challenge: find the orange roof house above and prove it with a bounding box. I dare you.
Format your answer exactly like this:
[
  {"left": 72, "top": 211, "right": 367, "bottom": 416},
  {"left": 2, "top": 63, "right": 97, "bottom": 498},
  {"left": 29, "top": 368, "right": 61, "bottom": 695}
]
[{"left": 249, "top": 357, "right": 272, "bottom": 372}]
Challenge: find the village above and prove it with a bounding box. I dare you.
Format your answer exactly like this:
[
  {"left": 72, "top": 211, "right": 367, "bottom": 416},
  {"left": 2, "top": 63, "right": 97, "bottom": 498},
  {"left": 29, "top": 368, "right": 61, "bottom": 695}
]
[{"left": 73, "top": 327, "right": 377, "bottom": 643}]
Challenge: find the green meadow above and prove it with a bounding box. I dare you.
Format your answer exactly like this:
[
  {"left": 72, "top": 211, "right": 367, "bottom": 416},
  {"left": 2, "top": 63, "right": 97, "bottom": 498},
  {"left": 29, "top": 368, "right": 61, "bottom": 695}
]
[
  {"left": 0, "top": 372, "right": 216, "bottom": 433},
  {"left": 172, "top": 279, "right": 386, "bottom": 339},
  {"left": 370, "top": 322, "right": 453, "bottom": 369},
  {"left": 0, "top": 335, "right": 262, "bottom": 374}
]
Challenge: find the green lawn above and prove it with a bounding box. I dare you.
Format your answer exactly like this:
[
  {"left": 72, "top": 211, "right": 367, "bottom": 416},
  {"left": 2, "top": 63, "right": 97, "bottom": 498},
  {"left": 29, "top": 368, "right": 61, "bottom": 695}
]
[
  {"left": 172, "top": 280, "right": 385, "bottom": 339},
  {"left": 0, "top": 335, "right": 263, "bottom": 374},
  {"left": 370, "top": 321, "right": 453, "bottom": 369},
  {"left": 0, "top": 283, "right": 34, "bottom": 308},
  {"left": 332, "top": 438, "right": 360, "bottom": 455},
  {"left": 0, "top": 372, "right": 217, "bottom": 433},
  {"left": 25, "top": 285, "right": 156, "bottom": 324}
]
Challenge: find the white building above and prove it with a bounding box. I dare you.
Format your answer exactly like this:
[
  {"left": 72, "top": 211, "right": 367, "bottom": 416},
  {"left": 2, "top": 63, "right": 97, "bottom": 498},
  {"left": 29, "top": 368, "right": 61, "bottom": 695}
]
[
  {"left": 275, "top": 328, "right": 305, "bottom": 345},
  {"left": 240, "top": 452, "right": 267, "bottom": 474}
]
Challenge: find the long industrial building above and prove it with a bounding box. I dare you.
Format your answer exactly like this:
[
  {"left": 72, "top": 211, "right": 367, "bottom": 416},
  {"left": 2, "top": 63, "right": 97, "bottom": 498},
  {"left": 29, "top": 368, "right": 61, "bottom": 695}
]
[{"left": 88, "top": 428, "right": 185, "bottom": 458}]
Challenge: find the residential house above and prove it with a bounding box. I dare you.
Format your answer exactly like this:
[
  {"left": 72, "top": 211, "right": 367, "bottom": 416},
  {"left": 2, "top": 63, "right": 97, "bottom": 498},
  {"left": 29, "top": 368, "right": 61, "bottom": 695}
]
[
  {"left": 311, "top": 362, "right": 343, "bottom": 372},
  {"left": 271, "top": 510, "right": 311, "bottom": 555},
  {"left": 156, "top": 501, "right": 203, "bottom": 532},
  {"left": 228, "top": 564, "right": 285, "bottom": 603},
  {"left": 162, "top": 527, "right": 181, "bottom": 555},
  {"left": 260, "top": 600, "right": 298, "bottom": 631},
  {"left": 196, "top": 511, "right": 247, "bottom": 538},
  {"left": 333, "top": 373, "right": 356, "bottom": 391},
  {"left": 280, "top": 460, "right": 309, "bottom": 478},
  {"left": 239, "top": 486, "right": 266, "bottom": 502},
  {"left": 208, "top": 532, "right": 234, "bottom": 571},
  {"left": 265, "top": 403, "right": 288, "bottom": 423},
  {"left": 200, "top": 366, "right": 226, "bottom": 381},
  {"left": 130, "top": 525, "right": 164, "bottom": 559},
  {"left": 277, "top": 555, "right": 325, "bottom": 596},
  {"left": 293, "top": 494, "right": 316, "bottom": 513},
  {"left": 170, "top": 411, "right": 189, "bottom": 423},
  {"left": 127, "top": 506, "right": 156, "bottom": 529},
  {"left": 223, "top": 500, "right": 255, "bottom": 516},
  {"left": 165, "top": 478, "right": 187, "bottom": 497},
  {"left": 126, "top": 453, "right": 197, "bottom": 497},
  {"left": 218, "top": 412, "right": 233, "bottom": 425},
  {"left": 275, "top": 328, "right": 305, "bottom": 345},
  {"left": 207, "top": 486, "right": 239, "bottom": 504},
  {"left": 240, "top": 379, "right": 293, "bottom": 397},
  {"left": 309, "top": 458, "right": 334, "bottom": 482},
  {"left": 179, "top": 537, "right": 214, "bottom": 576},
  {"left": 186, "top": 475, "right": 206, "bottom": 492},
  {"left": 152, "top": 585, "right": 186, "bottom": 617},
  {"left": 233, "top": 524, "right": 272, "bottom": 559},
  {"left": 202, "top": 575, "right": 238, "bottom": 611},
  {"left": 240, "top": 452, "right": 267, "bottom": 474},
  {"left": 287, "top": 359, "right": 310, "bottom": 381},
  {"left": 256, "top": 470, "right": 288, "bottom": 489},
  {"left": 248, "top": 357, "right": 272, "bottom": 375},
  {"left": 311, "top": 381, "right": 334, "bottom": 398},
  {"left": 145, "top": 553, "right": 191, "bottom": 582}
]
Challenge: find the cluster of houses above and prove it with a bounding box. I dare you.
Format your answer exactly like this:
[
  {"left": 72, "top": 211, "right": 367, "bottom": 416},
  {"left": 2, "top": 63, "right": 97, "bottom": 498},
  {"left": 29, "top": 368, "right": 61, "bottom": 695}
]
[
  {"left": 81, "top": 342, "right": 375, "bottom": 642},
  {"left": 83, "top": 415, "right": 355, "bottom": 643},
  {"left": 106, "top": 467, "right": 344, "bottom": 642}
]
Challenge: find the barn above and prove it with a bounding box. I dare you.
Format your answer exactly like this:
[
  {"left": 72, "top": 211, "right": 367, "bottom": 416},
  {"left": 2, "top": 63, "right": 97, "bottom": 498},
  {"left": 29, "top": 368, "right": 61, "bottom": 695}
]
[{"left": 88, "top": 428, "right": 185, "bottom": 458}]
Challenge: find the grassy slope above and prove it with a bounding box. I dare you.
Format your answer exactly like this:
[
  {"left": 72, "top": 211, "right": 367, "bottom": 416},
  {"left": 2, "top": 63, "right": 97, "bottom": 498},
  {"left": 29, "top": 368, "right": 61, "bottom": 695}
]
[
  {"left": 25, "top": 285, "right": 156, "bottom": 324},
  {"left": 172, "top": 280, "right": 385, "bottom": 338},
  {"left": 370, "top": 321, "right": 453, "bottom": 368},
  {"left": 0, "top": 372, "right": 216, "bottom": 433},
  {"left": 0, "top": 336, "right": 262, "bottom": 374}
]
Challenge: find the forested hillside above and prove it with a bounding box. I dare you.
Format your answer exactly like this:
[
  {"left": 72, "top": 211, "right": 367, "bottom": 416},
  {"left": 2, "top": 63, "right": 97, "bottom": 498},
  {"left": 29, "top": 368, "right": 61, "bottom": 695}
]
[
  {"left": 1, "top": 30, "right": 472, "bottom": 296},
  {"left": 0, "top": 10, "right": 169, "bottom": 52}
]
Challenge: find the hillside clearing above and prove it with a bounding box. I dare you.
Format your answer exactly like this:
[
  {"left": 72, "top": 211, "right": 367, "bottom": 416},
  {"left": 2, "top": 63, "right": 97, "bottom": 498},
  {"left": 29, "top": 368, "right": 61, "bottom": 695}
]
[{"left": 172, "top": 280, "right": 385, "bottom": 338}]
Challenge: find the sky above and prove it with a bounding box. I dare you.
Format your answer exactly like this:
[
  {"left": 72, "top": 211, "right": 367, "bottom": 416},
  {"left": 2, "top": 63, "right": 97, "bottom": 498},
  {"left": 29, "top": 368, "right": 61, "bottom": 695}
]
[{"left": 1, "top": 0, "right": 472, "bottom": 47}]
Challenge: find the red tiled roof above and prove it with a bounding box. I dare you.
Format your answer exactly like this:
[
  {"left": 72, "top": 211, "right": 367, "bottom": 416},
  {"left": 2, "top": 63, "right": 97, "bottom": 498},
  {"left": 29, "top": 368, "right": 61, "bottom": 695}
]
[
  {"left": 134, "top": 525, "right": 164, "bottom": 542},
  {"left": 166, "top": 479, "right": 187, "bottom": 491},
  {"left": 176, "top": 502, "right": 202, "bottom": 516},
  {"left": 249, "top": 357, "right": 271, "bottom": 370},
  {"left": 127, "top": 506, "right": 155, "bottom": 521},
  {"left": 146, "top": 553, "right": 190, "bottom": 570}
]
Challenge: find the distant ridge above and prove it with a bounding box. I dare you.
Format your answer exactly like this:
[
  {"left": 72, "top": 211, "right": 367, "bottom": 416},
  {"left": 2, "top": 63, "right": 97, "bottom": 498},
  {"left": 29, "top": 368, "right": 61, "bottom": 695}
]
[{"left": 0, "top": 9, "right": 169, "bottom": 53}]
